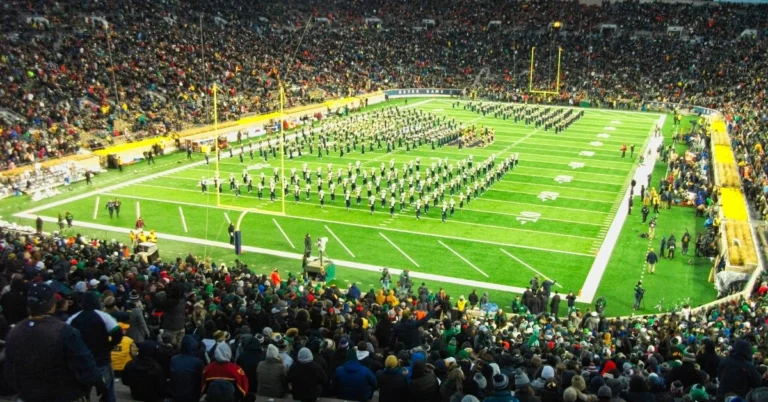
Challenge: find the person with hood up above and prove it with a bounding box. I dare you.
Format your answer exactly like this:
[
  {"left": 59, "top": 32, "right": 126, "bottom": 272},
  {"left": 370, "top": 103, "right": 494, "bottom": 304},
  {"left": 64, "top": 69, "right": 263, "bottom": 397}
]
[
  {"left": 170, "top": 334, "right": 205, "bottom": 402},
  {"left": 334, "top": 347, "right": 377, "bottom": 401},
  {"left": 125, "top": 294, "right": 150, "bottom": 344},
  {"left": 287, "top": 347, "right": 328, "bottom": 402},
  {"left": 717, "top": 339, "right": 761, "bottom": 400},
  {"left": 122, "top": 341, "right": 166, "bottom": 402},
  {"left": 202, "top": 342, "right": 249, "bottom": 401},
  {"left": 409, "top": 360, "right": 440, "bottom": 402},
  {"left": 235, "top": 334, "right": 263, "bottom": 396},
  {"left": 695, "top": 339, "right": 720, "bottom": 381},
  {"left": 67, "top": 291, "right": 123, "bottom": 402},
  {"left": 1, "top": 276, "right": 27, "bottom": 324},
  {"left": 625, "top": 376, "right": 654, "bottom": 402},
  {"left": 256, "top": 344, "right": 287, "bottom": 397},
  {"left": 377, "top": 355, "right": 409, "bottom": 402}
]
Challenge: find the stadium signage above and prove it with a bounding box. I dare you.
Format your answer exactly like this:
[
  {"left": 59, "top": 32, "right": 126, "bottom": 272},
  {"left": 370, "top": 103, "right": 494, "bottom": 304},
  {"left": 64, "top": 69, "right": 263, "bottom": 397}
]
[{"left": 385, "top": 88, "right": 462, "bottom": 97}]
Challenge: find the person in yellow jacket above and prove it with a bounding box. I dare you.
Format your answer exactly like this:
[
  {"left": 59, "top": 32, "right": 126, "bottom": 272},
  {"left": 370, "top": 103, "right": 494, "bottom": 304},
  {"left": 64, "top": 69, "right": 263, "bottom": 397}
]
[
  {"left": 129, "top": 230, "right": 138, "bottom": 246},
  {"left": 385, "top": 290, "right": 398, "bottom": 306},
  {"left": 138, "top": 230, "right": 148, "bottom": 243},
  {"left": 148, "top": 230, "right": 157, "bottom": 243},
  {"left": 375, "top": 289, "right": 386, "bottom": 305},
  {"left": 455, "top": 295, "right": 468, "bottom": 319},
  {"left": 111, "top": 321, "right": 135, "bottom": 374}
]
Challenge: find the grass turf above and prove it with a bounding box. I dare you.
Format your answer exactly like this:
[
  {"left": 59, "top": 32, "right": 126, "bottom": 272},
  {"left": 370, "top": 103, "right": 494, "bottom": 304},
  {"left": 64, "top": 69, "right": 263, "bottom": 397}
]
[{"left": 2, "top": 98, "right": 717, "bottom": 315}]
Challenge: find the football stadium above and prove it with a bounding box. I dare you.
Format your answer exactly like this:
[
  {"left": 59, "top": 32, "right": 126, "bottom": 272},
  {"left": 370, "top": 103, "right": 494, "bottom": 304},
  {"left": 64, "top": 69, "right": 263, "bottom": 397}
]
[{"left": 0, "top": 1, "right": 766, "bottom": 401}]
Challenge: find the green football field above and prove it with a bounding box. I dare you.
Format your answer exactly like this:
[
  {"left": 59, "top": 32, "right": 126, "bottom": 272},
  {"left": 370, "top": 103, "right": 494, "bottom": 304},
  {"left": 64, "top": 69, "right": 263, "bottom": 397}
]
[{"left": 6, "top": 98, "right": 718, "bottom": 315}]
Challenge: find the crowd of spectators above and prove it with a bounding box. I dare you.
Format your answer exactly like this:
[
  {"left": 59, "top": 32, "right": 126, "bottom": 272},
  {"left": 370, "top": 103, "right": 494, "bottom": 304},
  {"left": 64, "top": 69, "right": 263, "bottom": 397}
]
[
  {"left": 1, "top": 0, "right": 768, "bottom": 171},
  {"left": 1, "top": 212, "right": 768, "bottom": 402}
]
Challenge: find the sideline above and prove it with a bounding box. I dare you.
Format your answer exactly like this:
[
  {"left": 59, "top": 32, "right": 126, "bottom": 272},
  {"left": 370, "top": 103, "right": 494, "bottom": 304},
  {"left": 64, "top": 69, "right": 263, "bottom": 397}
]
[{"left": 579, "top": 115, "right": 666, "bottom": 303}]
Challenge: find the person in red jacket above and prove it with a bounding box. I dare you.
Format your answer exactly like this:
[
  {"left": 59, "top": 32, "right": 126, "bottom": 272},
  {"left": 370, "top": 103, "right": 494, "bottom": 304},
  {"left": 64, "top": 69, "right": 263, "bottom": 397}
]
[
  {"left": 270, "top": 268, "right": 282, "bottom": 288},
  {"left": 202, "top": 343, "right": 249, "bottom": 400}
]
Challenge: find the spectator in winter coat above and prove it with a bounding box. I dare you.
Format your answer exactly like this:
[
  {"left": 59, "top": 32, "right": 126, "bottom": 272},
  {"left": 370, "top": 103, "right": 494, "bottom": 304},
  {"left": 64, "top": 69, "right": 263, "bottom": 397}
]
[
  {"left": 202, "top": 343, "right": 249, "bottom": 401},
  {"left": 170, "top": 335, "right": 205, "bottom": 402},
  {"left": 625, "top": 376, "right": 654, "bottom": 402},
  {"left": 256, "top": 344, "right": 287, "bottom": 398},
  {"left": 717, "top": 340, "right": 761, "bottom": 400},
  {"left": 666, "top": 353, "right": 702, "bottom": 389},
  {"left": 150, "top": 282, "right": 186, "bottom": 346},
  {"left": 409, "top": 360, "right": 440, "bottom": 402},
  {"left": 484, "top": 374, "right": 518, "bottom": 402},
  {"left": 125, "top": 296, "right": 150, "bottom": 344},
  {"left": 122, "top": 341, "right": 166, "bottom": 402},
  {"left": 236, "top": 335, "right": 263, "bottom": 395},
  {"left": 390, "top": 305, "right": 440, "bottom": 349},
  {"left": 1, "top": 277, "right": 27, "bottom": 325},
  {"left": 68, "top": 291, "right": 123, "bottom": 402},
  {"left": 377, "top": 355, "right": 410, "bottom": 402},
  {"left": 287, "top": 347, "right": 328, "bottom": 402},
  {"left": 334, "top": 348, "right": 377, "bottom": 401},
  {"left": 695, "top": 340, "right": 720, "bottom": 381}
]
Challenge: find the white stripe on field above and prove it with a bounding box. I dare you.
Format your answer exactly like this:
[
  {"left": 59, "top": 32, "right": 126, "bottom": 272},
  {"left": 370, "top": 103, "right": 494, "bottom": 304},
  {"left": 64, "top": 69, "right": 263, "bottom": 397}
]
[
  {"left": 380, "top": 232, "right": 420, "bottom": 267},
  {"left": 17, "top": 214, "right": 598, "bottom": 302},
  {"left": 93, "top": 197, "right": 100, "bottom": 219},
  {"left": 579, "top": 114, "right": 667, "bottom": 303},
  {"left": 273, "top": 219, "right": 295, "bottom": 249},
  {"left": 500, "top": 249, "right": 562, "bottom": 287},
  {"left": 179, "top": 207, "right": 188, "bottom": 233},
  {"left": 325, "top": 225, "right": 355, "bottom": 258},
  {"left": 136, "top": 201, "right": 141, "bottom": 218},
  {"left": 438, "top": 240, "right": 488, "bottom": 277},
  {"left": 224, "top": 212, "right": 231, "bottom": 224}
]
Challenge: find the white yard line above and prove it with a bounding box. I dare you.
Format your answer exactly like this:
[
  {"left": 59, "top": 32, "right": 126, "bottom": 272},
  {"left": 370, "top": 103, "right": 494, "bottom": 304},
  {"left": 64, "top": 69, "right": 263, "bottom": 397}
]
[
  {"left": 179, "top": 207, "right": 188, "bottom": 232},
  {"left": 579, "top": 114, "right": 666, "bottom": 303},
  {"left": 325, "top": 225, "right": 355, "bottom": 258},
  {"left": 500, "top": 249, "right": 562, "bottom": 287},
  {"left": 95, "top": 192, "right": 594, "bottom": 257},
  {"left": 380, "top": 232, "right": 420, "bottom": 267},
  {"left": 18, "top": 213, "right": 579, "bottom": 299},
  {"left": 93, "top": 197, "right": 100, "bottom": 219},
  {"left": 136, "top": 201, "right": 141, "bottom": 218},
  {"left": 224, "top": 212, "right": 231, "bottom": 224},
  {"left": 272, "top": 218, "right": 295, "bottom": 249},
  {"left": 439, "top": 240, "right": 489, "bottom": 277}
]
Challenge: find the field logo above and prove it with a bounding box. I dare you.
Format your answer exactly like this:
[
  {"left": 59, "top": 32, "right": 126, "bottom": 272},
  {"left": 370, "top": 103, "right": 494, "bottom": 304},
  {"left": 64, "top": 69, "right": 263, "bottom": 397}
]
[
  {"left": 590, "top": 141, "right": 603, "bottom": 147},
  {"left": 248, "top": 163, "right": 272, "bottom": 170},
  {"left": 579, "top": 151, "right": 595, "bottom": 157},
  {"left": 537, "top": 191, "right": 559, "bottom": 202},
  {"left": 554, "top": 175, "right": 573, "bottom": 184},
  {"left": 604, "top": 126, "right": 616, "bottom": 131},
  {"left": 516, "top": 211, "right": 542, "bottom": 225},
  {"left": 569, "top": 162, "right": 585, "bottom": 169},
  {"left": 597, "top": 133, "right": 610, "bottom": 139}
]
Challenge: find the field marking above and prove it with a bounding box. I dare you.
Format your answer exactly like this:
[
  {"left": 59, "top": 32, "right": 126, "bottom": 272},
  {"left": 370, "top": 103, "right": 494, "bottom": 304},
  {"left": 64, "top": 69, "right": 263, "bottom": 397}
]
[
  {"left": 136, "top": 201, "right": 141, "bottom": 218},
  {"left": 273, "top": 219, "right": 295, "bottom": 249},
  {"left": 18, "top": 213, "right": 579, "bottom": 300},
  {"left": 439, "top": 240, "right": 489, "bottom": 277},
  {"left": 500, "top": 249, "right": 562, "bottom": 287},
  {"left": 379, "top": 232, "right": 420, "bottom": 267},
  {"left": 124, "top": 183, "right": 599, "bottom": 241},
  {"left": 179, "top": 207, "right": 188, "bottom": 233},
  {"left": 94, "top": 192, "right": 594, "bottom": 257},
  {"left": 325, "top": 225, "right": 355, "bottom": 258},
  {"left": 224, "top": 212, "right": 231, "bottom": 224},
  {"left": 579, "top": 114, "right": 666, "bottom": 303},
  {"left": 488, "top": 188, "right": 615, "bottom": 204},
  {"left": 93, "top": 197, "right": 100, "bottom": 219}
]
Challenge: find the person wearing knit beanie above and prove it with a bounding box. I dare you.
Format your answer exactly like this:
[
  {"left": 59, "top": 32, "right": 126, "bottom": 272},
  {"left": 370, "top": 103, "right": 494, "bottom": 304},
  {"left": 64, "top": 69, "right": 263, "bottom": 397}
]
[
  {"left": 598, "top": 385, "right": 613, "bottom": 400},
  {"left": 541, "top": 365, "right": 555, "bottom": 380},
  {"left": 298, "top": 347, "right": 313, "bottom": 364},
  {"left": 515, "top": 370, "right": 531, "bottom": 390},
  {"left": 564, "top": 387, "right": 579, "bottom": 402},
  {"left": 492, "top": 373, "right": 509, "bottom": 390},
  {"left": 473, "top": 372, "right": 487, "bottom": 390}
]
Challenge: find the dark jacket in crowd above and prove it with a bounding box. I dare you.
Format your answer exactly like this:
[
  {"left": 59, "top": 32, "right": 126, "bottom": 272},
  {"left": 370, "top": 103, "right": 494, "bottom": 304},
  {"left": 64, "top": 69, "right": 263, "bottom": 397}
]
[
  {"left": 390, "top": 310, "right": 435, "bottom": 349},
  {"left": 409, "top": 369, "right": 440, "bottom": 402},
  {"left": 695, "top": 340, "right": 721, "bottom": 380},
  {"left": 122, "top": 349, "right": 166, "bottom": 402},
  {"left": 666, "top": 361, "right": 701, "bottom": 389},
  {"left": 718, "top": 340, "right": 761, "bottom": 399},
  {"left": 0, "top": 279, "right": 26, "bottom": 324},
  {"left": 376, "top": 367, "right": 410, "bottom": 402},
  {"left": 334, "top": 354, "right": 377, "bottom": 402},
  {"left": 151, "top": 285, "right": 186, "bottom": 331},
  {"left": 4, "top": 316, "right": 104, "bottom": 402},
  {"left": 67, "top": 291, "right": 123, "bottom": 366},
  {"left": 170, "top": 335, "right": 205, "bottom": 402},
  {"left": 236, "top": 336, "right": 264, "bottom": 393},
  {"left": 287, "top": 359, "right": 328, "bottom": 402}
]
